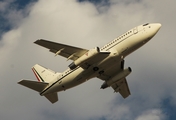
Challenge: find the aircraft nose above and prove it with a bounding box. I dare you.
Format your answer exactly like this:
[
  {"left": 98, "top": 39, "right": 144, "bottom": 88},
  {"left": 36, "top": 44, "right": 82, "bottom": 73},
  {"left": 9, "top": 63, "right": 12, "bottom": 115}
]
[
  {"left": 155, "top": 23, "right": 161, "bottom": 30},
  {"left": 144, "top": 23, "right": 161, "bottom": 40},
  {"left": 157, "top": 23, "right": 162, "bottom": 28},
  {"left": 153, "top": 23, "right": 162, "bottom": 33}
]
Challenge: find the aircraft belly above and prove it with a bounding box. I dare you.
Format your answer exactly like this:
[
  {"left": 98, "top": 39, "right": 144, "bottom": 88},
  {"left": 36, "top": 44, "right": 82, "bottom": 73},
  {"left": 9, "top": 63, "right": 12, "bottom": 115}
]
[
  {"left": 48, "top": 51, "right": 125, "bottom": 95},
  {"left": 45, "top": 68, "right": 93, "bottom": 94}
]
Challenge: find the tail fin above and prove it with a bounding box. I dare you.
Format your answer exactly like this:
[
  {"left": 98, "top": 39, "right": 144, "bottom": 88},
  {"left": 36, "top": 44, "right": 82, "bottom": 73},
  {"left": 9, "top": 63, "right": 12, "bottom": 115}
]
[
  {"left": 32, "top": 64, "right": 60, "bottom": 83},
  {"left": 18, "top": 79, "right": 48, "bottom": 92},
  {"left": 18, "top": 64, "right": 60, "bottom": 103}
]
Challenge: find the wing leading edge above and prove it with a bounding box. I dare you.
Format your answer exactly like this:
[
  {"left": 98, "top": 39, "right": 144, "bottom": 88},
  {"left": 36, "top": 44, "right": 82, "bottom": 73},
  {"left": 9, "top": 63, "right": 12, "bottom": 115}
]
[{"left": 34, "top": 39, "right": 88, "bottom": 61}]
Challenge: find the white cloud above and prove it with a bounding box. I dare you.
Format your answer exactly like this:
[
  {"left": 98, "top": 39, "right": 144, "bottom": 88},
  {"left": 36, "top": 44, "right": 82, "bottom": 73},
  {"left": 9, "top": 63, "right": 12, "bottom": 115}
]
[
  {"left": 136, "top": 109, "right": 165, "bottom": 120},
  {"left": 0, "top": 0, "right": 176, "bottom": 120}
]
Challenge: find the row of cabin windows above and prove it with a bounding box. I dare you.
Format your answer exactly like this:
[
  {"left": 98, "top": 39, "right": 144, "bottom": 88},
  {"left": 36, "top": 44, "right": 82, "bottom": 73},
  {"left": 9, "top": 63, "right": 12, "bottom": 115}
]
[{"left": 101, "top": 30, "right": 133, "bottom": 50}]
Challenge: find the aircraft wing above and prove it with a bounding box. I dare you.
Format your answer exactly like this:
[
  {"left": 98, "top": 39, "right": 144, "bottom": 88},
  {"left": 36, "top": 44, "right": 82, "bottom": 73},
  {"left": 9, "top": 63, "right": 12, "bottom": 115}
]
[
  {"left": 34, "top": 39, "right": 88, "bottom": 61},
  {"left": 111, "top": 78, "right": 130, "bottom": 98},
  {"left": 97, "top": 61, "right": 131, "bottom": 98},
  {"left": 97, "top": 60, "right": 122, "bottom": 80}
]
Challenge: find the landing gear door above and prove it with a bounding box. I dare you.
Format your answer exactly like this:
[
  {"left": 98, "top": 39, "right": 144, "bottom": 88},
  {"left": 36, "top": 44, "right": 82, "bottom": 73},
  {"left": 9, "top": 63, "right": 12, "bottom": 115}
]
[{"left": 133, "top": 27, "right": 138, "bottom": 34}]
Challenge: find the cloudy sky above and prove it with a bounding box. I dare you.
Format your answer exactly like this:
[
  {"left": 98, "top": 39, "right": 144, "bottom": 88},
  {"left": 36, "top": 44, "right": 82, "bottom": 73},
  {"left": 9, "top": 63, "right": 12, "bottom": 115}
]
[{"left": 0, "top": 0, "right": 176, "bottom": 120}]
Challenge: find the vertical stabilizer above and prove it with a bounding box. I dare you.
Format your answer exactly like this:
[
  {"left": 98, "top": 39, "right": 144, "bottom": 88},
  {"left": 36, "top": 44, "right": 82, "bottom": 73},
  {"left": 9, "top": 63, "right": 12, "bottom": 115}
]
[{"left": 32, "top": 64, "right": 60, "bottom": 83}]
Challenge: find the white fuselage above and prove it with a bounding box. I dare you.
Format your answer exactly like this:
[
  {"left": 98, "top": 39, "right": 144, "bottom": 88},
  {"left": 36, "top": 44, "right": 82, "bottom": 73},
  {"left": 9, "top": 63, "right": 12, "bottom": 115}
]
[{"left": 40, "top": 23, "right": 161, "bottom": 96}]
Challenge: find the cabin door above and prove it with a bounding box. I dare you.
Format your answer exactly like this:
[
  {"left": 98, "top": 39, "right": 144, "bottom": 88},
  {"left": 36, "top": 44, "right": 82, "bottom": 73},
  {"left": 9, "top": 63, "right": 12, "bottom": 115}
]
[{"left": 133, "top": 27, "right": 138, "bottom": 34}]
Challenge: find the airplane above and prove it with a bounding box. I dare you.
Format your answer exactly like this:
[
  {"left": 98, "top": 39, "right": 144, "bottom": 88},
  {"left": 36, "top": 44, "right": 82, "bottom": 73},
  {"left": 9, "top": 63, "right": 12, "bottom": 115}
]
[{"left": 18, "top": 23, "right": 161, "bottom": 103}]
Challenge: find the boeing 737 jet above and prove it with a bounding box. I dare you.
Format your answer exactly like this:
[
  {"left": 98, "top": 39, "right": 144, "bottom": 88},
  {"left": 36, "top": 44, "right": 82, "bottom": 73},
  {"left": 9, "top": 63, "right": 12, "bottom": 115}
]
[{"left": 18, "top": 23, "right": 161, "bottom": 103}]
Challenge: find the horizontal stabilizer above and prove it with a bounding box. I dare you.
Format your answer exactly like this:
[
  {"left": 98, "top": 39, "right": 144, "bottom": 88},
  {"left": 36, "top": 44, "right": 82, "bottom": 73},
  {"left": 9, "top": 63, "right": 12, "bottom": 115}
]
[
  {"left": 44, "top": 93, "right": 58, "bottom": 104},
  {"left": 18, "top": 79, "right": 48, "bottom": 92}
]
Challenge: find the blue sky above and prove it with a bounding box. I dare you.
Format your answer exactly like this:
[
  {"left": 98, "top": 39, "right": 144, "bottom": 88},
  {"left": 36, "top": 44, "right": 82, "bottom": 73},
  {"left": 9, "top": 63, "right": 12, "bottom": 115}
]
[
  {"left": 162, "top": 97, "right": 176, "bottom": 120},
  {"left": 0, "top": 0, "right": 176, "bottom": 120},
  {"left": 0, "top": 0, "right": 37, "bottom": 38}
]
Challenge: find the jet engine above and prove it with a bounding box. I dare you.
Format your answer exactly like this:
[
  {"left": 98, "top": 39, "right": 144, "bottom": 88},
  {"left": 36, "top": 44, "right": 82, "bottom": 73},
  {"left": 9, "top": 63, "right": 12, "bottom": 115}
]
[
  {"left": 101, "top": 67, "right": 132, "bottom": 89},
  {"left": 69, "top": 47, "right": 100, "bottom": 69}
]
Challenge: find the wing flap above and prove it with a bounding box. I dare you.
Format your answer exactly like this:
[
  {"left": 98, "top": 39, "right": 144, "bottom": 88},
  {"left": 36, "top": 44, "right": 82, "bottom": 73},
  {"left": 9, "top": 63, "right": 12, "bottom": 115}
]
[
  {"left": 34, "top": 39, "right": 88, "bottom": 60},
  {"left": 111, "top": 78, "right": 131, "bottom": 98}
]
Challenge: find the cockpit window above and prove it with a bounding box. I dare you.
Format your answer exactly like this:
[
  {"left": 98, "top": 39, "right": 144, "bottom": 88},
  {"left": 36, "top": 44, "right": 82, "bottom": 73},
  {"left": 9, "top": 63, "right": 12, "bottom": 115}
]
[{"left": 143, "top": 23, "right": 149, "bottom": 26}]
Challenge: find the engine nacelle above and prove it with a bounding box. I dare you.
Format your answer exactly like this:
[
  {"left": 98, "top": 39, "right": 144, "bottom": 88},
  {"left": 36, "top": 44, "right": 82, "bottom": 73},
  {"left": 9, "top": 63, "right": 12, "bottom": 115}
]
[
  {"left": 101, "top": 67, "right": 132, "bottom": 89},
  {"left": 69, "top": 47, "right": 100, "bottom": 69}
]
